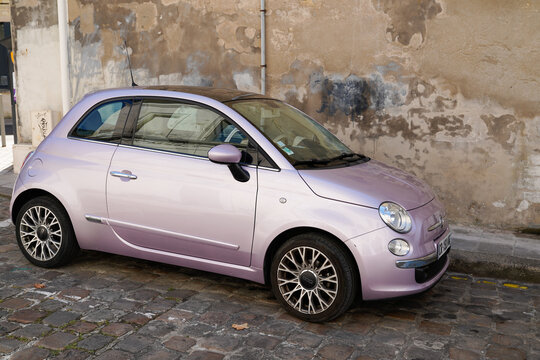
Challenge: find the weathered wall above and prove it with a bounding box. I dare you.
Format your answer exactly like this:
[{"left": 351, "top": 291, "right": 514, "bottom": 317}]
[
  {"left": 11, "top": 0, "right": 63, "bottom": 141},
  {"left": 11, "top": 0, "right": 540, "bottom": 230},
  {"left": 0, "top": 0, "right": 10, "bottom": 22}
]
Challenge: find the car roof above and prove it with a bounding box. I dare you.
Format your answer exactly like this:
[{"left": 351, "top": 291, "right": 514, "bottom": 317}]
[{"left": 131, "top": 85, "right": 270, "bottom": 103}]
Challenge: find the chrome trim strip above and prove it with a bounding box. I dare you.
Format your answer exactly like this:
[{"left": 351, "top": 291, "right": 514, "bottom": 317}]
[
  {"left": 118, "top": 143, "right": 210, "bottom": 161},
  {"left": 109, "top": 226, "right": 258, "bottom": 274},
  {"left": 395, "top": 251, "right": 438, "bottom": 269},
  {"left": 67, "top": 136, "right": 119, "bottom": 147},
  {"left": 85, "top": 215, "right": 105, "bottom": 224},
  {"left": 117, "top": 143, "right": 280, "bottom": 171},
  {"left": 254, "top": 165, "right": 280, "bottom": 172},
  {"left": 105, "top": 218, "right": 240, "bottom": 251},
  {"left": 396, "top": 233, "right": 451, "bottom": 269},
  {"left": 428, "top": 216, "right": 444, "bottom": 232}
]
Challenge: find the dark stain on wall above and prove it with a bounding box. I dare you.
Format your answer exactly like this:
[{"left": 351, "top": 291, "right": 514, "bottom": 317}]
[
  {"left": 313, "top": 75, "right": 403, "bottom": 120},
  {"left": 280, "top": 61, "right": 476, "bottom": 144},
  {"left": 405, "top": 78, "right": 436, "bottom": 103},
  {"left": 370, "top": 114, "right": 419, "bottom": 140},
  {"left": 481, "top": 114, "right": 524, "bottom": 150},
  {"left": 317, "top": 77, "right": 371, "bottom": 119},
  {"left": 428, "top": 115, "right": 472, "bottom": 137},
  {"left": 373, "top": 0, "right": 442, "bottom": 45},
  {"left": 434, "top": 96, "right": 457, "bottom": 112}
]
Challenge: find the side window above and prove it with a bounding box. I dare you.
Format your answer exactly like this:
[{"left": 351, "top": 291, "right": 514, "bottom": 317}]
[
  {"left": 132, "top": 100, "right": 251, "bottom": 160},
  {"left": 71, "top": 100, "right": 131, "bottom": 142}
]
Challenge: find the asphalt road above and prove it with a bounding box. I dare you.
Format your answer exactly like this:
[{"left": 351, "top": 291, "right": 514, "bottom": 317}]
[{"left": 0, "top": 197, "right": 537, "bottom": 360}]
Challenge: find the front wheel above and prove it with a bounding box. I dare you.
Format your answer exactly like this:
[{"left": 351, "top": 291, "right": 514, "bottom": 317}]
[
  {"left": 15, "top": 196, "right": 79, "bottom": 268},
  {"left": 270, "top": 233, "right": 358, "bottom": 322}
]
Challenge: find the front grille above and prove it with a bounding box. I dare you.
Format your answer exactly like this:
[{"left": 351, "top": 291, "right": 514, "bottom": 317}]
[{"left": 415, "top": 251, "right": 449, "bottom": 284}]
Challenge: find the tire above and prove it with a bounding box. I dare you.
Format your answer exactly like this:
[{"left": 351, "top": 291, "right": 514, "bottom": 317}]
[
  {"left": 15, "top": 196, "right": 79, "bottom": 268},
  {"left": 270, "top": 233, "right": 358, "bottom": 322}
]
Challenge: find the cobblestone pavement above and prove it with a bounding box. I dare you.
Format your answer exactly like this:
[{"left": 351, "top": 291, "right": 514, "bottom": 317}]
[{"left": 0, "top": 198, "right": 538, "bottom": 360}]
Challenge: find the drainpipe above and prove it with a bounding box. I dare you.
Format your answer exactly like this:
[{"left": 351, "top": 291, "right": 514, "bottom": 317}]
[
  {"left": 57, "top": 0, "right": 71, "bottom": 115},
  {"left": 260, "top": 0, "right": 266, "bottom": 95}
]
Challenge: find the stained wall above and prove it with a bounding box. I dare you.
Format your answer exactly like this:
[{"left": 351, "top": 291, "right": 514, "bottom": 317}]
[{"left": 11, "top": 0, "right": 540, "bottom": 229}]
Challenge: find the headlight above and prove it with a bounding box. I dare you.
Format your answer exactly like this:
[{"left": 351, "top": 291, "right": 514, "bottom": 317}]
[
  {"left": 388, "top": 239, "right": 410, "bottom": 256},
  {"left": 379, "top": 202, "right": 412, "bottom": 233}
]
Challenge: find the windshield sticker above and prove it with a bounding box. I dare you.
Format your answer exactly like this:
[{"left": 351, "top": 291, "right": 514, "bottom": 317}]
[
  {"left": 275, "top": 140, "right": 294, "bottom": 155},
  {"left": 282, "top": 147, "right": 294, "bottom": 155}
]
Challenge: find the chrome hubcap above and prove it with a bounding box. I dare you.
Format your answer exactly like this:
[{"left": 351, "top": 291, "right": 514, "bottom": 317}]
[
  {"left": 277, "top": 246, "right": 338, "bottom": 314},
  {"left": 19, "top": 206, "right": 62, "bottom": 261}
]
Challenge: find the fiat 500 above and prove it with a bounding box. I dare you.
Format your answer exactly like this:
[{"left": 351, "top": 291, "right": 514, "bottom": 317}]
[{"left": 11, "top": 86, "right": 450, "bottom": 321}]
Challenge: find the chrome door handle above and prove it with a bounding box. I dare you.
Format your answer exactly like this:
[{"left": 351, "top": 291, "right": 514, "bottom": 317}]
[{"left": 110, "top": 171, "right": 137, "bottom": 180}]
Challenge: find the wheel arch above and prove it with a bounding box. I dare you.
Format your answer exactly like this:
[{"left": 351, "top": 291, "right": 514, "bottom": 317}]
[
  {"left": 12, "top": 189, "right": 74, "bottom": 233},
  {"left": 262, "top": 226, "right": 361, "bottom": 292}
]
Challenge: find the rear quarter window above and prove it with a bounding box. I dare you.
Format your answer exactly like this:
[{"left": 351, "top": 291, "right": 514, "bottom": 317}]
[{"left": 70, "top": 100, "right": 131, "bottom": 142}]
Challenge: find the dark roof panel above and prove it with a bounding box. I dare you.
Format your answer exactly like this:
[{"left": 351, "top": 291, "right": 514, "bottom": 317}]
[{"left": 140, "top": 85, "right": 269, "bottom": 103}]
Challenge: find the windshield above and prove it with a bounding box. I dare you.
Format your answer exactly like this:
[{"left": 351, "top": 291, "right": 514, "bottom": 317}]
[{"left": 229, "top": 99, "right": 369, "bottom": 168}]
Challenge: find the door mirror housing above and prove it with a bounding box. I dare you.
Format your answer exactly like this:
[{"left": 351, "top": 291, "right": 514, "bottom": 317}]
[
  {"left": 208, "top": 144, "right": 242, "bottom": 164},
  {"left": 208, "top": 144, "right": 250, "bottom": 182}
]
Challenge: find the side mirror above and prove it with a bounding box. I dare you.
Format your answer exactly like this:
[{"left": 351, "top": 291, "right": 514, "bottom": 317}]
[
  {"left": 208, "top": 144, "right": 242, "bottom": 164},
  {"left": 208, "top": 144, "right": 250, "bottom": 182}
]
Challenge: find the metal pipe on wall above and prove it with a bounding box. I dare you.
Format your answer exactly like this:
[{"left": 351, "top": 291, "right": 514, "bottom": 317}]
[
  {"left": 260, "top": 0, "right": 266, "bottom": 95},
  {"left": 57, "top": 0, "right": 70, "bottom": 115}
]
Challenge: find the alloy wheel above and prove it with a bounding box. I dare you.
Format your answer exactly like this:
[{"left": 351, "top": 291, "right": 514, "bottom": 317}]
[
  {"left": 276, "top": 246, "right": 339, "bottom": 314},
  {"left": 19, "top": 206, "right": 62, "bottom": 261}
]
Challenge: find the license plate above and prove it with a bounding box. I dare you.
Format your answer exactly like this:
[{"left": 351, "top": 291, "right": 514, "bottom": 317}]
[{"left": 437, "top": 233, "right": 451, "bottom": 259}]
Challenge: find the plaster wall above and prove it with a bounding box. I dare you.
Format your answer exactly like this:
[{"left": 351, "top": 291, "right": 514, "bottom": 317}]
[{"left": 10, "top": 0, "right": 540, "bottom": 230}]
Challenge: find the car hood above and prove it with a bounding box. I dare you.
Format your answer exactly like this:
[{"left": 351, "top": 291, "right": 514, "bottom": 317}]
[{"left": 298, "top": 160, "right": 434, "bottom": 210}]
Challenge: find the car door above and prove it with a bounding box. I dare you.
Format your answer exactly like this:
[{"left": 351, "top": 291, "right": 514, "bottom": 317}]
[{"left": 106, "top": 98, "right": 257, "bottom": 266}]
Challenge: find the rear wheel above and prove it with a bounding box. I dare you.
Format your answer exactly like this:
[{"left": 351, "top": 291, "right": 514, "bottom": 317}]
[
  {"left": 15, "top": 196, "right": 78, "bottom": 268},
  {"left": 270, "top": 233, "right": 358, "bottom": 322}
]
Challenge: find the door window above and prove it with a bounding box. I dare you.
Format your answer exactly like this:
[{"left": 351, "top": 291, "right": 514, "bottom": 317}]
[
  {"left": 71, "top": 100, "right": 131, "bottom": 142},
  {"left": 132, "top": 100, "right": 250, "bottom": 159}
]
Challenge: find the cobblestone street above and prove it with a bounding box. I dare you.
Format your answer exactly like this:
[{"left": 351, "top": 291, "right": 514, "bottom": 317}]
[{"left": 0, "top": 198, "right": 538, "bottom": 360}]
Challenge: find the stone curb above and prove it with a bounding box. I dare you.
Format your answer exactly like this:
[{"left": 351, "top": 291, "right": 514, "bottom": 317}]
[
  {"left": 449, "top": 250, "right": 540, "bottom": 283},
  {"left": 449, "top": 227, "right": 540, "bottom": 283}
]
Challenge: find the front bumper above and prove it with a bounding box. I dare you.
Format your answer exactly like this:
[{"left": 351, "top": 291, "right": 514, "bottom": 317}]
[
  {"left": 415, "top": 251, "right": 449, "bottom": 284},
  {"left": 346, "top": 224, "right": 451, "bottom": 301},
  {"left": 396, "top": 232, "right": 451, "bottom": 269}
]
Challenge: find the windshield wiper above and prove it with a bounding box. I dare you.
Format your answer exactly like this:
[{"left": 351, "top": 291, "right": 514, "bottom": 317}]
[
  {"left": 293, "top": 158, "right": 332, "bottom": 166},
  {"left": 326, "top": 152, "right": 369, "bottom": 163},
  {"left": 329, "top": 152, "right": 356, "bottom": 161},
  {"left": 293, "top": 153, "right": 370, "bottom": 167}
]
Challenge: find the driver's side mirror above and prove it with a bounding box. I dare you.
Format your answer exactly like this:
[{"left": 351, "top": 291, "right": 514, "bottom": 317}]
[
  {"left": 208, "top": 144, "right": 250, "bottom": 182},
  {"left": 208, "top": 144, "right": 242, "bottom": 164}
]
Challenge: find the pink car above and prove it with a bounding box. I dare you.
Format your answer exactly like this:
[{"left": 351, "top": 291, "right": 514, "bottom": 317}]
[{"left": 11, "top": 86, "right": 450, "bottom": 322}]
